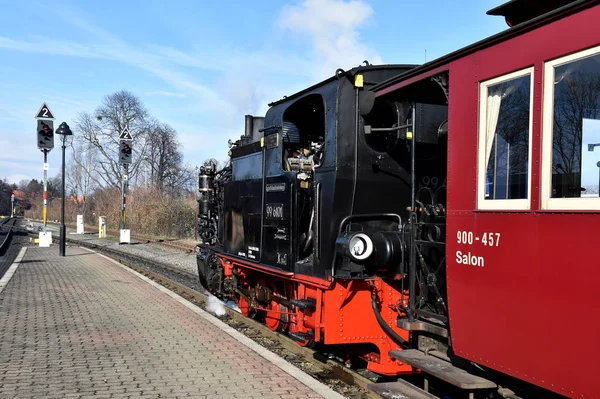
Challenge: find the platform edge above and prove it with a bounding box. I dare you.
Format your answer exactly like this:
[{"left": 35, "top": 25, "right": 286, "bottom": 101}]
[
  {"left": 81, "top": 247, "right": 346, "bottom": 399},
  {"left": 0, "top": 247, "right": 27, "bottom": 294}
]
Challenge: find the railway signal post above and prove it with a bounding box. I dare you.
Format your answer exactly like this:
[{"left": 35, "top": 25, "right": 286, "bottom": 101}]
[
  {"left": 119, "top": 127, "right": 132, "bottom": 244},
  {"left": 35, "top": 102, "right": 55, "bottom": 248}
]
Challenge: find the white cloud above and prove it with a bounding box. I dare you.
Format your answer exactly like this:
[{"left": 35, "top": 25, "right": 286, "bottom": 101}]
[
  {"left": 277, "top": 0, "right": 383, "bottom": 79},
  {"left": 3, "top": 174, "right": 30, "bottom": 185},
  {"left": 0, "top": 36, "right": 106, "bottom": 59},
  {"left": 150, "top": 44, "right": 313, "bottom": 78},
  {"left": 0, "top": 139, "right": 41, "bottom": 163},
  {"left": 0, "top": 159, "right": 50, "bottom": 185}
]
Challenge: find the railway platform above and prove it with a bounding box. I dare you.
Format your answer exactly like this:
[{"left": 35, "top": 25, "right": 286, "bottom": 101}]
[{"left": 0, "top": 245, "right": 346, "bottom": 399}]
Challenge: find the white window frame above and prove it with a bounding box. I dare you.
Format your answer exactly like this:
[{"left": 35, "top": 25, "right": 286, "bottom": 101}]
[
  {"left": 477, "top": 67, "right": 534, "bottom": 210},
  {"left": 541, "top": 44, "right": 600, "bottom": 210}
]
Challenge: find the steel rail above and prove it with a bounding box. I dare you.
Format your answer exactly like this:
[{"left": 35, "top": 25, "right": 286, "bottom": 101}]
[
  {"left": 32, "top": 219, "right": 197, "bottom": 253},
  {"left": 0, "top": 217, "right": 12, "bottom": 226},
  {"left": 0, "top": 218, "right": 16, "bottom": 253}
]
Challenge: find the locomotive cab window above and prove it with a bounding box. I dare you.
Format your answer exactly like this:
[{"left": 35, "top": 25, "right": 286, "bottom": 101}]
[
  {"left": 542, "top": 45, "right": 600, "bottom": 210},
  {"left": 362, "top": 98, "right": 405, "bottom": 153},
  {"left": 281, "top": 94, "right": 325, "bottom": 172},
  {"left": 477, "top": 67, "right": 533, "bottom": 210}
]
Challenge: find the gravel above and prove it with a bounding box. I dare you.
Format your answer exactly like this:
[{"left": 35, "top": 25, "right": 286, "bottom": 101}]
[{"left": 68, "top": 233, "right": 199, "bottom": 276}]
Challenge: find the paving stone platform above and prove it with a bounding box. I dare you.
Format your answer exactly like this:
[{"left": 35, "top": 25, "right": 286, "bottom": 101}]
[{"left": 0, "top": 245, "right": 344, "bottom": 399}]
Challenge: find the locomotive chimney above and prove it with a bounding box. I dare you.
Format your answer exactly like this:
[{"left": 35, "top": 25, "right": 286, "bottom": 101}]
[{"left": 245, "top": 115, "right": 253, "bottom": 137}]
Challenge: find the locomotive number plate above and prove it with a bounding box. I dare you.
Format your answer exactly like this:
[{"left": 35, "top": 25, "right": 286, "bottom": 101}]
[
  {"left": 266, "top": 203, "right": 284, "bottom": 220},
  {"left": 265, "top": 133, "right": 279, "bottom": 149}
]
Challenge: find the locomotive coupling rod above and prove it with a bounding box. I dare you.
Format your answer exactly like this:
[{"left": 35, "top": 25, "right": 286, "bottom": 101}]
[
  {"left": 237, "top": 288, "right": 294, "bottom": 308},
  {"left": 237, "top": 289, "right": 253, "bottom": 307}
]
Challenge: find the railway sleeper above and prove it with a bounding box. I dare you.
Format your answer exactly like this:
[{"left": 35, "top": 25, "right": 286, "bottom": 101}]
[{"left": 369, "top": 380, "right": 438, "bottom": 399}]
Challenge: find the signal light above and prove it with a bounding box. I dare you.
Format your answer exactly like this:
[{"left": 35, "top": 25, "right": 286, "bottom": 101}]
[
  {"left": 37, "top": 120, "right": 54, "bottom": 150},
  {"left": 119, "top": 140, "right": 132, "bottom": 164}
]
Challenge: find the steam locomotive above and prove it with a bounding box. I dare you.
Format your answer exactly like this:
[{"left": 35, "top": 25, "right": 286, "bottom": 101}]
[{"left": 197, "top": 1, "right": 600, "bottom": 398}]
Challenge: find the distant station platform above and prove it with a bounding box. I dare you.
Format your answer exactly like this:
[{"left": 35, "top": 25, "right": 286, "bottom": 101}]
[{"left": 0, "top": 245, "right": 345, "bottom": 399}]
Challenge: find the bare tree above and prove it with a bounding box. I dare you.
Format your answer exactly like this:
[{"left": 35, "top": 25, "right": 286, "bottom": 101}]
[
  {"left": 73, "top": 90, "right": 150, "bottom": 189},
  {"left": 144, "top": 120, "right": 187, "bottom": 193},
  {"left": 66, "top": 140, "right": 97, "bottom": 223},
  {"left": 0, "top": 179, "right": 14, "bottom": 216},
  {"left": 553, "top": 71, "right": 600, "bottom": 175},
  {"left": 551, "top": 70, "right": 600, "bottom": 196}
]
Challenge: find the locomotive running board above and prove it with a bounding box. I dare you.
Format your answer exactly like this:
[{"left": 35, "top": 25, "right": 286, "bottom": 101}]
[
  {"left": 369, "top": 380, "right": 438, "bottom": 399},
  {"left": 397, "top": 319, "right": 449, "bottom": 338},
  {"left": 389, "top": 349, "right": 497, "bottom": 390}
]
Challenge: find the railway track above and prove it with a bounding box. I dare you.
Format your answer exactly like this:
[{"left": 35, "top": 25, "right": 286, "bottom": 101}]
[
  {"left": 27, "top": 219, "right": 197, "bottom": 253},
  {"left": 40, "top": 233, "right": 385, "bottom": 399},
  {"left": 0, "top": 218, "right": 16, "bottom": 254},
  {"left": 0, "top": 218, "right": 27, "bottom": 279}
]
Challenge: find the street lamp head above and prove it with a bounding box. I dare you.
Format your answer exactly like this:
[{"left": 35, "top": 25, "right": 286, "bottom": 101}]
[
  {"left": 11, "top": 194, "right": 14, "bottom": 200},
  {"left": 56, "top": 122, "right": 73, "bottom": 136}
]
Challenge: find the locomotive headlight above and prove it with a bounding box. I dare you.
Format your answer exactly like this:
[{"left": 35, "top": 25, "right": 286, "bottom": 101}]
[
  {"left": 348, "top": 233, "right": 374, "bottom": 262},
  {"left": 352, "top": 239, "right": 365, "bottom": 256}
]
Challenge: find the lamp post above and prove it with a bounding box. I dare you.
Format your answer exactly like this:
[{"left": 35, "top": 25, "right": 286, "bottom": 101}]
[
  {"left": 10, "top": 194, "right": 14, "bottom": 218},
  {"left": 56, "top": 122, "right": 72, "bottom": 256}
]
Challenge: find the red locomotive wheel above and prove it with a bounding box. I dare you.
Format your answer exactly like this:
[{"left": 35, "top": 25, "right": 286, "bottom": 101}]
[
  {"left": 293, "top": 331, "right": 313, "bottom": 347},
  {"left": 296, "top": 337, "right": 312, "bottom": 347},
  {"left": 265, "top": 299, "right": 289, "bottom": 333},
  {"left": 239, "top": 295, "right": 251, "bottom": 317}
]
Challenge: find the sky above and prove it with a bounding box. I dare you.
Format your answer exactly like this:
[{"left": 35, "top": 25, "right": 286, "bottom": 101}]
[{"left": 0, "top": 0, "right": 508, "bottom": 185}]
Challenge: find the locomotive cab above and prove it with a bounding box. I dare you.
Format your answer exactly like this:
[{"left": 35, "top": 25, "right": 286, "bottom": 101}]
[
  {"left": 349, "top": 73, "right": 451, "bottom": 337},
  {"left": 219, "top": 64, "right": 420, "bottom": 276}
]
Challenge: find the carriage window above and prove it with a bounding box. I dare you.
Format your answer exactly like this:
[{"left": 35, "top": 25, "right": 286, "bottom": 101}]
[
  {"left": 541, "top": 45, "right": 600, "bottom": 210},
  {"left": 478, "top": 68, "right": 533, "bottom": 210}
]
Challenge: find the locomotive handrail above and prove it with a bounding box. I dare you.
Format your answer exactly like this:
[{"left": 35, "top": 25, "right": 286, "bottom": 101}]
[
  {"left": 364, "top": 123, "right": 412, "bottom": 134},
  {"left": 338, "top": 213, "right": 402, "bottom": 233},
  {"left": 258, "top": 124, "right": 280, "bottom": 133},
  {"left": 258, "top": 144, "right": 266, "bottom": 263}
]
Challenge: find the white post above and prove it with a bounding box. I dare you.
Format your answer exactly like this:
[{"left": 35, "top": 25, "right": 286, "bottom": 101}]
[
  {"left": 99, "top": 216, "right": 107, "bottom": 238},
  {"left": 76, "top": 215, "right": 84, "bottom": 234}
]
